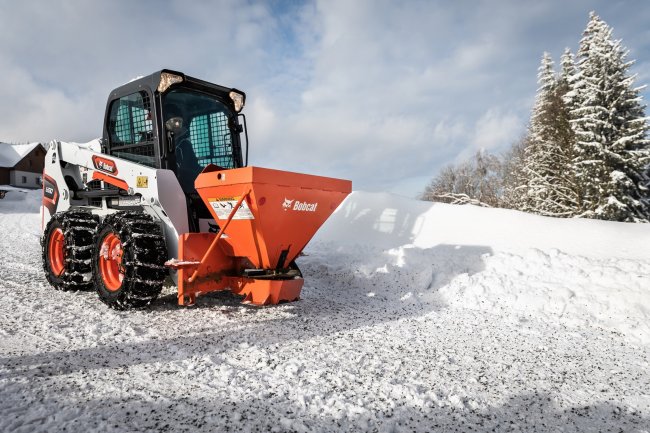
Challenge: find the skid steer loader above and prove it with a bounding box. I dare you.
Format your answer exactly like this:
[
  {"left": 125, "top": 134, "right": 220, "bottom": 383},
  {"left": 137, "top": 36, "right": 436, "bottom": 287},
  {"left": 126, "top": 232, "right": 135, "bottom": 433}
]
[{"left": 41, "top": 69, "right": 351, "bottom": 309}]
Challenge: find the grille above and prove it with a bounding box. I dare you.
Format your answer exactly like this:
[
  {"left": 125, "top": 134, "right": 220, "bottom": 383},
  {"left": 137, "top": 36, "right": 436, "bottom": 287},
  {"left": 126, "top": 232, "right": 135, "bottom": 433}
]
[{"left": 189, "top": 112, "right": 234, "bottom": 169}]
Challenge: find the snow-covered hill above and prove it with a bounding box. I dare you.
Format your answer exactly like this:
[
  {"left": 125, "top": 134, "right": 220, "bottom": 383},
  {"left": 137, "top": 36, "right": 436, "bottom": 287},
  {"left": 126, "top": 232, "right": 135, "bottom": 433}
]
[{"left": 1, "top": 190, "right": 649, "bottom": 432}]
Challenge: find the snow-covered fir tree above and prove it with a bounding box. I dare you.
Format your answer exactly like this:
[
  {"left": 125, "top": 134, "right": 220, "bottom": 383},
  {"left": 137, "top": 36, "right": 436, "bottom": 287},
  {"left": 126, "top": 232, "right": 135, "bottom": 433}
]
[
  {"left": 569, "top": 12, "right": 650, "bottom": 222},
  {"left": 560, "top": 48, "right": 578, "bottom": 116},
  {"left": 522, "top": 52, "right": 556, "bottom": 213},
  {"left": 521, "top": 52, "right": 577, "bottom": 217},
  {"left": 558, "top": 48, "right": 578, "bottom": 152}
]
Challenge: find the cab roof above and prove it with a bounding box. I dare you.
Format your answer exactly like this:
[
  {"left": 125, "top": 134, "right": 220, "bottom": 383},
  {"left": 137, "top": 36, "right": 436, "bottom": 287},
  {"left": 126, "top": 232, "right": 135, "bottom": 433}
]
[{"left": 107, "top": 69, "right": 245, "bottom": 102}]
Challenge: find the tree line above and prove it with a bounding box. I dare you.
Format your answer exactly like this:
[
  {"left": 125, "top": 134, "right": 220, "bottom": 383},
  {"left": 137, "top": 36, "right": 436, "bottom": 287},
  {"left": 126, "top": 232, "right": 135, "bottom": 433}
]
[{"left": 421, "top": 12, "right": 650, "bottom": 223}]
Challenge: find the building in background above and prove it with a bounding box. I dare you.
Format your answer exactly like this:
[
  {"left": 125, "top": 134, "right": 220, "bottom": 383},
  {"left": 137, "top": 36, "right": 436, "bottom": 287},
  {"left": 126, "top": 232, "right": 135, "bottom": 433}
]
[{"left": 0, "top": 142, "right": 46, "bottom": 189}]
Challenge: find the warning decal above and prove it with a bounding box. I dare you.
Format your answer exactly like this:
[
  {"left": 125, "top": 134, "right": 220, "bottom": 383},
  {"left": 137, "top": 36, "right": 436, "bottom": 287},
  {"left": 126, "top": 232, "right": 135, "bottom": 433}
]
[{"left": 208, "top": 197, "right": 255, "bottom": 220}]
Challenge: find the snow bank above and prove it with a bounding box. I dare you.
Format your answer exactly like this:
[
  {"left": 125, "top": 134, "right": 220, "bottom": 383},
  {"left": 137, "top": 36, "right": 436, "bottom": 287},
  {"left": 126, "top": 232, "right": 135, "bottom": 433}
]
[
  {"left": 317, "top": 191, "right": 650, "bottom": 260},
  {"left": 312, "top": 192, "right": 650, "bottom": 344},
  {"left": 5, "top": 189, "right": 649, "bottom": 344}
]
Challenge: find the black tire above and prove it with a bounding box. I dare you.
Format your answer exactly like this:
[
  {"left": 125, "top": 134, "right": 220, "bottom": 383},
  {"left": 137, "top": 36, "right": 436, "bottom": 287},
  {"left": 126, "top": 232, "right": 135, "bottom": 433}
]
[
  {"left": 93, "top": 211, "right": 167, "bottom": 310},
  {"left": 42, "top": 210, "right": 98, "bottom": 291}
]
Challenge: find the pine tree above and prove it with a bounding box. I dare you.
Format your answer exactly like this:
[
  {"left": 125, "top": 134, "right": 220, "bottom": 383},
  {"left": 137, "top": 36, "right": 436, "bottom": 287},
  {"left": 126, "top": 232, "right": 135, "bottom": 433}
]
[
  {"left": 522, "top": 53, "right": 577, "bottom": 217},
  {"left": 552, "top": 48, "right": 579, "bottom": 213},
  {"left": 558, "top": 48, "right": 578, "bottom": 149},
  {"left": 560, "top": 48, "right": 578, "bottom": 114},
  {"left": 522, "top": 52, "right": 555, "bottom": 214},
  {"left": 570, "top": 12, "right": 650, "bottom": 222}
]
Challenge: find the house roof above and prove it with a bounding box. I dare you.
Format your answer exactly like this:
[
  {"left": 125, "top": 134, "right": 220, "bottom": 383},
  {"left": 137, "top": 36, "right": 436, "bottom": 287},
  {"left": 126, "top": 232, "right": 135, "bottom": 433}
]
[{"left": 0, "top": 142, "right": 44, "bottom": 168}]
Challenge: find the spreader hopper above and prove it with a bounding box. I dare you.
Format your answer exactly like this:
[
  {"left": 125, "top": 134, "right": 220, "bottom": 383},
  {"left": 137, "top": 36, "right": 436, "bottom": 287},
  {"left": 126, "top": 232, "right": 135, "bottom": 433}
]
[{"left": 175, "top": 166, "right": 351, "bottom": 306}]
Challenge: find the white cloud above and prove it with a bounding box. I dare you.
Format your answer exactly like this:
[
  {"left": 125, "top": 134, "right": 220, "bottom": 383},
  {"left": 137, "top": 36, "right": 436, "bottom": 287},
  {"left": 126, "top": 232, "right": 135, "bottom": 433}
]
[
  {"left": 0, "top": 63, "right": 101, "bottom": 142},
  {"left": 469, "top": 109, "right": 523, "bottom": 155}
]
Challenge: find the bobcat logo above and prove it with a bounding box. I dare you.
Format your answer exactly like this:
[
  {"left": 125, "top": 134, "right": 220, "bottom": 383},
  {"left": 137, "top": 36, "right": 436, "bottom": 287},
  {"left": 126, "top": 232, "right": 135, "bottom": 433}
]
[{"left": 282, "top": 198, "right": 294, "bottom": 210}]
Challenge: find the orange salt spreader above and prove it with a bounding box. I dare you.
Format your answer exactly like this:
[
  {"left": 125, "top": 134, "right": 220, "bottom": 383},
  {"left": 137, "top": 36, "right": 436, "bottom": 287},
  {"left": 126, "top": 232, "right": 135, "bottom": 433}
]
[{"left": 175, "top": 166, "right": 351, "bottom": 306}]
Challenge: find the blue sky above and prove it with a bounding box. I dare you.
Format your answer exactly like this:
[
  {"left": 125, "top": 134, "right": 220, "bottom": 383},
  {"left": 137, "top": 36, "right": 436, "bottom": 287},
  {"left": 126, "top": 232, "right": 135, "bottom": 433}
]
[{"left": 1, "top": 0, "right": 649, "bottom": 197}]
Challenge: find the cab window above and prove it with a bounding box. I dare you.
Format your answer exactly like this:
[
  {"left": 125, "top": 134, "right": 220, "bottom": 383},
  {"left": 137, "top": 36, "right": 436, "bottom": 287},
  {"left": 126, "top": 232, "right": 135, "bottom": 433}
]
[{"left": 107, "top": 91, "right": 156, "bottom": 167}]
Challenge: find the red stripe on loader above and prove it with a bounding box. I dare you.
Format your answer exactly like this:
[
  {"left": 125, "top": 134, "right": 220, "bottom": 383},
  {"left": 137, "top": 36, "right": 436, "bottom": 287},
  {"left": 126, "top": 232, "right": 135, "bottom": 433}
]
[{"left": 92, "top": 171, "right": 129, "bottom": 191}]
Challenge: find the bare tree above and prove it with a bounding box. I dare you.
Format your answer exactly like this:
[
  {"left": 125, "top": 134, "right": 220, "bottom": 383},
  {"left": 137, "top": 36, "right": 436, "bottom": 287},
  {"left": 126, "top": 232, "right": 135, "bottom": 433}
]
[
  {"left": 500, "top": 136, "right": 529, "bottom": 210},
  {"left": 421, "top": 150, "right": 502, "bottom": 207}
]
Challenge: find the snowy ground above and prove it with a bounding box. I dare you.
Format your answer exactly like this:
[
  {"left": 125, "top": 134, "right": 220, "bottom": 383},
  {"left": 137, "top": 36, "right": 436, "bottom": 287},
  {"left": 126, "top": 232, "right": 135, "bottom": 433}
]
[{"left": 1, "top": 190, "right": 649, "bottom": 432}]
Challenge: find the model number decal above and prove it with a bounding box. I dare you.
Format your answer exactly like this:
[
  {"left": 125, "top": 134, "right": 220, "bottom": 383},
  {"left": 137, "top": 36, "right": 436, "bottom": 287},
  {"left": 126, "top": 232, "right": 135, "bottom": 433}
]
[{"left": 42, "top": 175, "right": 59, "bottom": 215}]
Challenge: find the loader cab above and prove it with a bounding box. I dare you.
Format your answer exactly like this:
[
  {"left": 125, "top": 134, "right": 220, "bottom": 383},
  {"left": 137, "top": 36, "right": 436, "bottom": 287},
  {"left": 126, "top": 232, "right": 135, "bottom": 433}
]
[
  {"left": 102, "top": 70, "right": 247, "bottom": 230},
  {"left": 103, "top": 70, "right": 246, "bottom": 181}
]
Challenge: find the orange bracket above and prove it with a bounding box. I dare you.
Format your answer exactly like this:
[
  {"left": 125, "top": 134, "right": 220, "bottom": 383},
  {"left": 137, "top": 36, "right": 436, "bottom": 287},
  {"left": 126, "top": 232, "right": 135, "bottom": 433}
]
[{"left": 187, "top": 189, "right": 251, "bottom": 283}]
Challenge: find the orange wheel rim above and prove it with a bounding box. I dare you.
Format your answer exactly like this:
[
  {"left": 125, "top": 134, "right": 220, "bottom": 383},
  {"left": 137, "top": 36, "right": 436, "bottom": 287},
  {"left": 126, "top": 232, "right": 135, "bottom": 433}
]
[
  {"left": 48, "top": 228, "right": 65, "bottom": 276},
  {"left": 99, "top": 232, "right": 124, "bottom": 291}
]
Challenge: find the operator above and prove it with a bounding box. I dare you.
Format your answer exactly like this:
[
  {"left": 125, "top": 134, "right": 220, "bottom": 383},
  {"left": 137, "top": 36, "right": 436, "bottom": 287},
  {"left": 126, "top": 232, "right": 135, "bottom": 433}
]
[{"left": 163, "top": 103, "right": 201, "bottom": 193}]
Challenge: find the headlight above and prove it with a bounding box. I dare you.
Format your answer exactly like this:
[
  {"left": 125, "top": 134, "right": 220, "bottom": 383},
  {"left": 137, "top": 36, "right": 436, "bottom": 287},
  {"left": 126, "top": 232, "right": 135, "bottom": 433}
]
[
  {"left": 158, "top": 72, "right": 183, "bottom": 93},
  {"left": 229, "top": 90, "right": 245, "bottom": 112}
]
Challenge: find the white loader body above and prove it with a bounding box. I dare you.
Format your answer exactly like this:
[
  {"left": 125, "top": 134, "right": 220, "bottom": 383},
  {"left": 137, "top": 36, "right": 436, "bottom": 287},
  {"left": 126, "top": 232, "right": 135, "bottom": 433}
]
[{"left": 42, "top": 139, "right": 188, "bottom": 282}]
